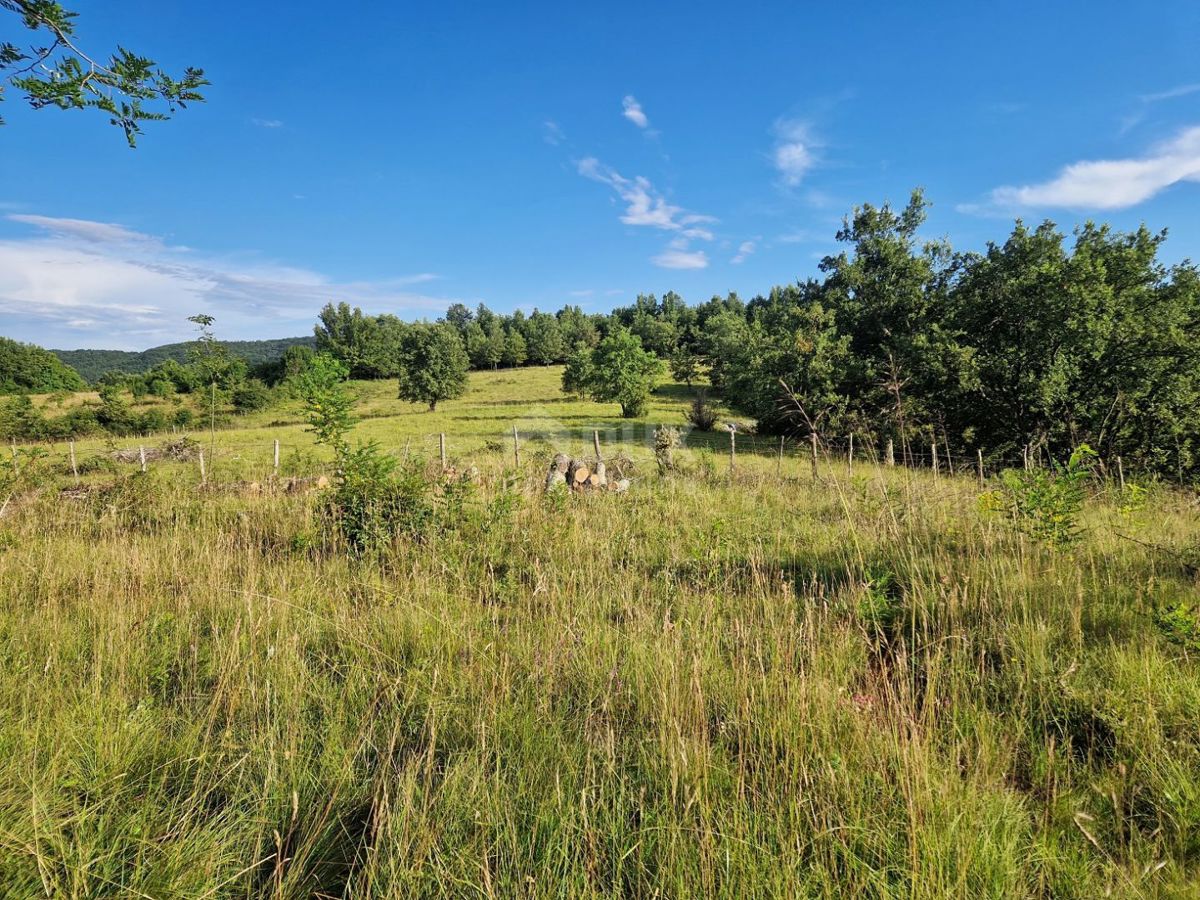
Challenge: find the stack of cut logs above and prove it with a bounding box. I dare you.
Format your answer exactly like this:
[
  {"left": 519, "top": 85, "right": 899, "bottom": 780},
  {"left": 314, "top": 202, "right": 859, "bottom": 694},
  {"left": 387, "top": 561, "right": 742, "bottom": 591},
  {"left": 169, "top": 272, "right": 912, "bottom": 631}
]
[{"left": 545, "top": 453, "right": 630, "bottom": 494}]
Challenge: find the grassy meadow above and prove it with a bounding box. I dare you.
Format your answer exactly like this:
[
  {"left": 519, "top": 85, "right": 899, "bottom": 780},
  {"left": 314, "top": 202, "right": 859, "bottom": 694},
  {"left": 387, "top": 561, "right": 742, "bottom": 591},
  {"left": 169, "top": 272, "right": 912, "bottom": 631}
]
[{"left": 1, "top": 366, "right": 1199, "bottom": 898}]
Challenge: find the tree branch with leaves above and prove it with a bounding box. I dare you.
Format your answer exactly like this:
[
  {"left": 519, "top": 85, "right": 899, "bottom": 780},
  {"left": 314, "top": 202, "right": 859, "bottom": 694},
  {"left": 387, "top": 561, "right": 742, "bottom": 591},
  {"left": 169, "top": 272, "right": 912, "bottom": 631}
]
[{"left": 1, "top": 1, "right": 207, "bottom": 145}]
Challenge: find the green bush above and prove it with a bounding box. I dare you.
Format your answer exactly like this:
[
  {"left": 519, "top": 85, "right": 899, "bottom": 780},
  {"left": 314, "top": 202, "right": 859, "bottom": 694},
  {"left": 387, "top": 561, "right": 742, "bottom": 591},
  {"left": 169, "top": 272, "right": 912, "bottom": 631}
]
[
  {"left": 685, "top": 390, "right": 718, "bottom": 431},
  {"left": 325, "top": 446, "right": 433, "bottom": 552},
  {"left": 999, "top": 445, "right": 1097, "bottom": 548},
  {"left": 232, "top": 378, "right": 272, "bottom": 412}
]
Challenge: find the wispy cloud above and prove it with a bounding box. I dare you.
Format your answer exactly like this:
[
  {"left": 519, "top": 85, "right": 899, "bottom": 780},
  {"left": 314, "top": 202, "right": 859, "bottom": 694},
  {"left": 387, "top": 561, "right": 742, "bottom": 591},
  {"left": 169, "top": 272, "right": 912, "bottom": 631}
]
[
  {"left": 771, "top": 118, "right": 818, "bottom": 186},
  {"left": 251, "top": 118, "right": 284, "bottom": 128},
  {"left": 1139, "top": 83, "right": 1200, "bottom": 104},
  {"left": 576, "top": 158, "right": 714, "bottom": 233},
  {"left": 622, "top": 95, "right": 649, "bottom": 129},
  {"left": 543, "top": 120, "right": 565, "bottom": 146},
  {"left": 730, "top": 240, "right": 755, "bottom": 264},
  {"left": 575, "top": 157, "right": 716, "bottom": 269},
  {"left": 775, "top": 229, "right": 817, "bottom": 245},
  {"left": 1119, "top": 83, "right": 1200, "bottom": 135},
  {"left": 0, "top": 214, "right": 457, "bottom": 348},
  {"left": 966, "top": 125, "right": 1200, "bottom": 211},
  {"left": 7, "top": 214, "right": 163, "bottom": 246},
  {"left": 652, "top": 239, "right": 708, "bottom": 270}
]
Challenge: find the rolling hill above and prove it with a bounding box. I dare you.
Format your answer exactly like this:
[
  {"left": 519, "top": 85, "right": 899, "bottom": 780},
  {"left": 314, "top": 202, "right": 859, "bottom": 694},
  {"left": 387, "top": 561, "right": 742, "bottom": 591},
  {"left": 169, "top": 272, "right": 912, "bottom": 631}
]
[{"left": 51, "top": 336, "right": 317, "bottom": 383}]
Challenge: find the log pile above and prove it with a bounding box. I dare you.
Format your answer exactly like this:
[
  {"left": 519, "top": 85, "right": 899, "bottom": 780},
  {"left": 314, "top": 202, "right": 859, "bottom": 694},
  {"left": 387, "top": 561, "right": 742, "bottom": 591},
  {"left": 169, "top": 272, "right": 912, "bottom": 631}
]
[
  {"left": 545, "top": 453, "right": 629, "bottom": 494},
  {"left": 111, "top": 437, "right": 201, "bottom": 464}
]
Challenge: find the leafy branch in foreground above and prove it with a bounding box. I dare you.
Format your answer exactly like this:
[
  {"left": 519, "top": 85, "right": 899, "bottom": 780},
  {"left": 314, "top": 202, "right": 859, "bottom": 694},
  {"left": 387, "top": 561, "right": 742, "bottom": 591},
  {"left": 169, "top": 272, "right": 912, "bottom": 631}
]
[{"left": 1, "top": 0, "right": 207, "bottom": 145}]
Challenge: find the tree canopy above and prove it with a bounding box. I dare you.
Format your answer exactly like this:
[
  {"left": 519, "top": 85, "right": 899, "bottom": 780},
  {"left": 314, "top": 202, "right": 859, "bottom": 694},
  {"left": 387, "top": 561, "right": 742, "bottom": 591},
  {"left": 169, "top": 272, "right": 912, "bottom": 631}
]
[
  {"left": 396, "top": 322, "right": 470, "bottom": 411},
  {"left": 0, "top": 335, "right": 85, "bottom": 393},
  {"left": 563, "top": 328, "right": 664, "bottom": 418},
  {"left": 1, "top": 1, "right": 207, "bottom": 145}
]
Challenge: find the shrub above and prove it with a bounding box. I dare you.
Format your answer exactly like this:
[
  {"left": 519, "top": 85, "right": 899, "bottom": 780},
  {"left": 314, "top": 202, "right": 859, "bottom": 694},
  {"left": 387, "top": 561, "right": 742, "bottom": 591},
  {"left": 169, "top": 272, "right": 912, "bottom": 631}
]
[
  {"left": 1155, "top": 603, "right": 1200, "bottom": 652},
  {"left": 325, "top": 445, "right": 434, "bottom": 552},
  {"left": 685, "top": 390, "right": 718, "bottom": 431},
  {"left": 138, "top": 409, "right": 169, "bottom": 435},
  {"left": 96, "top": 388, "right": 139, "bottom": 436},
  {"left": 232, "top": 378, "right": 272, "bottom": 412},
  {"left": 0, "top": 395, "right": 46, "bottom": 441},
  {"left": 999, "top": 445, "right": 1097, "bottom": 548}
]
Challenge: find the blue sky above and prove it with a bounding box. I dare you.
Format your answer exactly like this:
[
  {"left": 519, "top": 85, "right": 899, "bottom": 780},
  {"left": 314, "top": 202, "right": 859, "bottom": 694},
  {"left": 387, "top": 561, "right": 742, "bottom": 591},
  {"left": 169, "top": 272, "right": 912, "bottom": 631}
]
[{"left": 1, "top": 0, "right": 1198, "bottom": 349}]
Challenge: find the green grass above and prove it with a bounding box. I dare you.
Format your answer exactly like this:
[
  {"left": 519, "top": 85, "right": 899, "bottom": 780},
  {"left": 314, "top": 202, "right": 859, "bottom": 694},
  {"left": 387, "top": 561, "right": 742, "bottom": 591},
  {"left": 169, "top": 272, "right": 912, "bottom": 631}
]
[{"left": 1, "top": 366, "right": 1199, "bottom": 897}]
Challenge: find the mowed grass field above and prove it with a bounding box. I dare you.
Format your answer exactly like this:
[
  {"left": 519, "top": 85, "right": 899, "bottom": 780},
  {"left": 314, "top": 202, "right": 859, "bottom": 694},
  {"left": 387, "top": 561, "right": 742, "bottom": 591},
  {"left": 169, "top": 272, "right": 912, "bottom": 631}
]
[{"left": 2, "top": 366, "right": 1200, "bottom": 898}]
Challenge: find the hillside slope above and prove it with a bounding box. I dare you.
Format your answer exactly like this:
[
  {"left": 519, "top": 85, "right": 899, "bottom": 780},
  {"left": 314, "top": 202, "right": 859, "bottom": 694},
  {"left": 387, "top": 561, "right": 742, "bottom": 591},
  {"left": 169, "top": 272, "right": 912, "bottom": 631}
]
[{"left": 51, "top": 336, "right": 317, "bottom": 382}]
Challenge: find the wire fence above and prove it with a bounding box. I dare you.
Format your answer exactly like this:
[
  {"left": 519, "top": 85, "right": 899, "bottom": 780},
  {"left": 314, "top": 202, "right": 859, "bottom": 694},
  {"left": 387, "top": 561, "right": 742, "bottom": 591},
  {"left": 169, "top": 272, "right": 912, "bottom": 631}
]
[{"left": 4, "top": 421, "right": 1180, "bottom": 492}]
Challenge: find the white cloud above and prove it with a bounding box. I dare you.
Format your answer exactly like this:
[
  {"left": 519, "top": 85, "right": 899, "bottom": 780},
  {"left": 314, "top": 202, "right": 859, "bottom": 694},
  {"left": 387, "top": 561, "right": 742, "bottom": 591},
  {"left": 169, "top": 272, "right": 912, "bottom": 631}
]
[
  {"left": 730, "top": 240, "right": 755, "bottom": 264},
  {"left": 771, "top": 118, "right": 818, "bottom": 186},
  {"left": 576, "top": 157, "right": 715, "bottom": 234},
  {"left": 7, "top": 214, "right": 162, "bottom": 246},
  {"left": 1139, "top": 84, "right": 1200, "bottom": 104},
  {"left": 252, "top": 118, "right": 284, "bottom": 128},
  {"left": 622, "top": 95, "right": 649, "bottom": 129},
  {"left": 652, "top": 247, "right": 708, "bottom": 269},
  {"left": 0, "top": 214, "right": 456, "bottom": 349},
  {"left": 977, "top": 125, "right": 1200, "bottom": 211},
  {"left": 576, "top": 157, "right": 717, "bottom": 269}
]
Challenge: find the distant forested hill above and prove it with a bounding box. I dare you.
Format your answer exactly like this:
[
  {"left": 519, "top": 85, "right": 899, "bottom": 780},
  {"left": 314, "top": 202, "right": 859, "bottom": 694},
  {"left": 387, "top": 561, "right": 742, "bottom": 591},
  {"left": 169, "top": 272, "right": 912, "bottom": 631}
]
[{"left": 52, "top": 336, "right": 317, "bottom": 383}]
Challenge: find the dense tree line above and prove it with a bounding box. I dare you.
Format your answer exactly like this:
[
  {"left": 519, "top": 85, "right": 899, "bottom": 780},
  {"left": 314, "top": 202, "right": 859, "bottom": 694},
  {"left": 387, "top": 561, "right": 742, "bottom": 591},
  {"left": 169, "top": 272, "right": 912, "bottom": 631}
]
[
  {"left": 0, "top": 337, "right": 86, "bottom": 394},
  {"left": 706, "top": 192, "right": 1200, "bottom": 479},
  {"left": 312, "top": 191, "right": 1199, "bottom": 479},
  {"left": 3, "top": 191, "right": 1198, "bottom": 479}
]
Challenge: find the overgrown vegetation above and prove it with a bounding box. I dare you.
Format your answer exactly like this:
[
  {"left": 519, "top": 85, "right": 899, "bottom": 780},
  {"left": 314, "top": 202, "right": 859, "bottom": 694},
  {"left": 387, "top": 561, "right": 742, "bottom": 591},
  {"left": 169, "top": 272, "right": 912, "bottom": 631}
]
[
  {"left": 0, "top": 367, "right": 1197, "bottom": 895},
  {"left": 0, "top": 335, "right": 85, "bottom": 394}
]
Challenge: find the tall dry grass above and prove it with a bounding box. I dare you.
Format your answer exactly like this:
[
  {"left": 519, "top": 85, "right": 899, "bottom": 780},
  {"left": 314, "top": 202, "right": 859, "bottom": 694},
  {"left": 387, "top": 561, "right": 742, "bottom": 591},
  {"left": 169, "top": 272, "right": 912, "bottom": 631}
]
[{"left": 0, "top": 382, "right": 1198, "bottom": 897}]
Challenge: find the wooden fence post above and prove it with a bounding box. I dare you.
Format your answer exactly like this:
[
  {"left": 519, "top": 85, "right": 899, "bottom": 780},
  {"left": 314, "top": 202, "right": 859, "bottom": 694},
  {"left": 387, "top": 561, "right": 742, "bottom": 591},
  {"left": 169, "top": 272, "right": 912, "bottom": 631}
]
[
  {"left": 810, "top": 432, "right": 819, "bottom": 480},
  {"left": 9, "top": 439, "right": 16, "bottom": 475},
  {"left": 945, "top": 439, "right": 955, "bottom": 476},
  {"left": 69, "top": 440, "right": 79, "bottom": 483},
  {"left": 439, "top": 433, "right": 447, "bottom": 470},
  {"left": 512, "top": 425, "right": 520, "bottom": 467},
  {"left": 729, "top": 427, "right": 736, "bottom": 471},
  {"left": 273, "top": 439, "right": 280, "bottom": 474},
  {"left": 886, "top": 438, "right": 895, "bottom": 467},
  {"left": 199, "top": 449, "right": 207, "bottom": 485},
  {"left": 847, "top": 433, "right": 854, "bottom": 476},
  {"left": 977, "top": 448, "right": 984, "bottom": 486},
  {"left": 1117, "top": 456, "right": 1125, "bottom": 492},
  {"left": 931, "top": 442, "right": 939, "bottom": 480},
  {"left": 139, "top": 446, "right": 147, "bottom": 473},
  {"left": 1023, "top": 444, "right": 1030, "bottom": 470}
]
